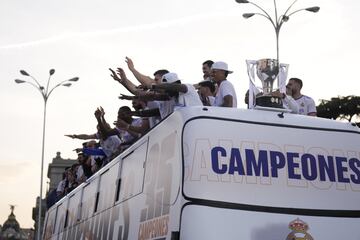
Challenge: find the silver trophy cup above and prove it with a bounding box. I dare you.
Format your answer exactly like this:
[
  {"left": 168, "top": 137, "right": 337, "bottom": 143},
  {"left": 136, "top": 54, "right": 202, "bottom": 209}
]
[
  {"left": 246, "top": 58, "right": 288, "bottom": 108},
  {"left": 256, "top": 58, "right": 279, "bottom": 95}
]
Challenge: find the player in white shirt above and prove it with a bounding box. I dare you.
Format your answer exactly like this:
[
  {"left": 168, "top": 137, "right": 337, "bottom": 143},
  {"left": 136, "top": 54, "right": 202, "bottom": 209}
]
[
  {"left": 286, "top": 78, "right": 317, "bottom": 116},
  {"left": 211, "top": 61, "right": 237, "bottom": 107},
  {"left": 152, "top": 72, "right": 203, "bottom": 110}
]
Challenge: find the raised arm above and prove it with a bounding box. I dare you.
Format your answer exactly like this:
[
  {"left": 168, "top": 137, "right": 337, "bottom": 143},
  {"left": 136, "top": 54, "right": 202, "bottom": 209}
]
[
  {"left": 94, "top": 107, "right": 118, "bottom": 139},
  {"left": 125, "top": 57, "right": 154, "bottom": 88}
]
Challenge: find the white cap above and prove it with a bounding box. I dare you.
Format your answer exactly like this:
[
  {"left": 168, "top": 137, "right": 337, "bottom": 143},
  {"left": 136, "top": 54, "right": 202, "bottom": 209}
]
[
  {"left": 161, "top": 72, "right": 180, "bottom": 83},
  {"left": 211, "top": 61, "right": 233, "bottom": 74}
]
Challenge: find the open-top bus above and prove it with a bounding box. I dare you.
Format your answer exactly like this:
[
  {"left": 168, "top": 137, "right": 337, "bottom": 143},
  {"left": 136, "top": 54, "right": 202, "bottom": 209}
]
[{"left": 43, "top": 106, "right": 360, "bottom": 239}]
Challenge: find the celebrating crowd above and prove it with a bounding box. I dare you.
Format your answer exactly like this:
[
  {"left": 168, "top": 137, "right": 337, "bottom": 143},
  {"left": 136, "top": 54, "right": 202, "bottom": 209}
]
[{"left": 47, "top": 57, "right": 317, "bottom": 208}]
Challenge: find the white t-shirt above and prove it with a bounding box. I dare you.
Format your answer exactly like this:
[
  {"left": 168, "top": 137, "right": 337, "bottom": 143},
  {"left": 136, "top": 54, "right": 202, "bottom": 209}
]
[
  {"left": 100, "top": 135, "right": 122, "bottom": 157},
  {"left": 76, "top": 165, "right": 85, "bottom": 182},
  {"left": 176, "top": 84, "right": 203, "bottom": 107},
  {"left": 158, "top": 84, "right": 203, "bottom": 118},
  {"left": 295, "top": 95, "right": 317, "bottom": 115},
  {"left": 56, "top": 179, "right": 66, "bottom": 193},
  {"left": 214, "top": 80, "right": 237, "bottom": 107},
  {"left": 208, "top": 96, "right": 215, "bottom": 106}
]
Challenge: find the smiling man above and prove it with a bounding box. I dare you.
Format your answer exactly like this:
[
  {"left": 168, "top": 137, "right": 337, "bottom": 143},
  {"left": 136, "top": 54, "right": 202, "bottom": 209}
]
[{"left": 211, "top": 61, "right": 237, "bottom": 107}]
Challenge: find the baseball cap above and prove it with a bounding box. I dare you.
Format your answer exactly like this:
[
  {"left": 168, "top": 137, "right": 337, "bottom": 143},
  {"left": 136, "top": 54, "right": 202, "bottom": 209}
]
[
  {"left": 161, "top": 72, "right": 180, "bottom": 83},
  {"left": 211, "top": 61, "right": 233, "bottom": 74}
]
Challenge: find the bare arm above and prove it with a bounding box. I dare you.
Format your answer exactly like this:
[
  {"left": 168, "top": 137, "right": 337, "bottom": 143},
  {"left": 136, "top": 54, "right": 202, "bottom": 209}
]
[
  {"left": 122, "top": 91, "right": 170, "bottom": 101},
  {"left": 65, "top": 134, "right": 97, "bottom": 140},
  {"left": 153, "top": 83, "right": 188, "bottom": 93},
  {"left": 222, "top": 95, "right": 234, "bottom": 107},
  {"left": 125, "top": 57, "right": 154, "bottom": 88}
]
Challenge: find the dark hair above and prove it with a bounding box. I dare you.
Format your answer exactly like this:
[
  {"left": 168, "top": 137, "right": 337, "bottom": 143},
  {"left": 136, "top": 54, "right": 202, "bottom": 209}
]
[
  {"left": 224, "top": 71, "right": 229, "bottom": 78},
  {"left": 199, "top": 81, "right": 215, "bottom": 93},
  {"left": 289, "top": 77, "right": 303, "bottom": 89},
  {"left": 119, "top": 106, "right": 131, "bottom": 113},
  {"left": 202, "top": 60, "right": 214, "bottom": 68},
  {"left": 153, "top": 69, "right": 169, "bottom": 77}
]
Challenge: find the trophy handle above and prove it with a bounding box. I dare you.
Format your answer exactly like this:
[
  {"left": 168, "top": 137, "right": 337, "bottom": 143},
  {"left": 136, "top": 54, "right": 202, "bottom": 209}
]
[
  {"left": 278, "top": 63, "right": 289, "bottom": 94},
  {"left": 246, "top": 60, "right": 258, "bottom": 109}
]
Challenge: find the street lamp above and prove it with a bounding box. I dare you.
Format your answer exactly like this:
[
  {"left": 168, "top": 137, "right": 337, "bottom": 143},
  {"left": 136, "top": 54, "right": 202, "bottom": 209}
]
[
  {"left": 235, "top": 0, "right": 320, "bottom": 64},
  {"left": 15, "top": 69, "right": 79, "bottom": 240}
]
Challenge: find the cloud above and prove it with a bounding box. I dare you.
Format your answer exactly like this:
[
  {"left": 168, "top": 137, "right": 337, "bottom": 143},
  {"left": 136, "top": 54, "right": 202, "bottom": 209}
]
[{"left": 0, "top": 10, "right": 239, "bottom": 50}]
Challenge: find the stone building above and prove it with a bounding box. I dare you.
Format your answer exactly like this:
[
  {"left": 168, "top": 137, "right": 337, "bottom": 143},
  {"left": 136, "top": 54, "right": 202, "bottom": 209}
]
[
  {"left": 0, "top": 205, "right": 34, "bottom": 240},
  {"left": 32, "top": 152, "right": 75, "bottom": 239}
]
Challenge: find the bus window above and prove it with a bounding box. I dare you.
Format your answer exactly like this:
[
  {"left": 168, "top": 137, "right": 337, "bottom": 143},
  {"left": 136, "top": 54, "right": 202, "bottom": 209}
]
[
  {"left": 66, "top": 190, "right": 82, "bottom": 227},
  {"left": 53, "top": 201, "right": 67, "bottom": 235},
  {"left": 43, "top": 207, "right": 56, "bottom": 239},
  {"left": 118, "top": 140, "right": 148, "bottom": 202},
  {"left": 81, "top": 177, "right": 99, "bottom": 220},
  {"left": 97, "top": 162, "right": 120, "bottom": 212}
]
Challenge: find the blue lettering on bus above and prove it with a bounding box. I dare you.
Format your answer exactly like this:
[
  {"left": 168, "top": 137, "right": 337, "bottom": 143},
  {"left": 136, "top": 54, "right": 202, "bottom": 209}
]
[
  {"left": 245, "top": 149, "right": 269, "bottom": 177},
  {"left": 210, "top": 147, "right": 360, "bottom": 184},
  {"left": 270, "top": 151, "right": 285, "bottom": 178},
  {"left": 318, "top": 155, "right": 335, "bottom": 182},
  {"left": 301, "top": 154, "right": 317, "bottom": 181},
  {"left": 211, "top": 147, "right": 227, "bottom": 174},
  {"left": 336, "top": 157, "right": 350, "bottom": 183},
  {"left": 228, "top": 148, "right": 245, "bottom": 175},
  {"left": 287, "top": 152, "right": 301, "bottom": 180},
  {"left": 349, "top": 158, "right": 360, "bottom": 184}
]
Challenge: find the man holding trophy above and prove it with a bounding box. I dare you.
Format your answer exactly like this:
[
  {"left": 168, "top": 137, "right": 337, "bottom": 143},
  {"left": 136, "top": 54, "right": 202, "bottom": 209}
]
[{"left": 246, "top": 58, "right": 298, "bottom": 114}]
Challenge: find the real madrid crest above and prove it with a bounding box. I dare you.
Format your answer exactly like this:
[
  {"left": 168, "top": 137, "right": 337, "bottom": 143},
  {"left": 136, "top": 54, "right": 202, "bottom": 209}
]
[{"left": 286, "top": 218, "right": 314, "bottom": 240}]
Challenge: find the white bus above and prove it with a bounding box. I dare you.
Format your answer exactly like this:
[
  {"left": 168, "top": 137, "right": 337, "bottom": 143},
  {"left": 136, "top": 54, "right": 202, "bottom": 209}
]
[{"left": 43, "top": 106, "right": 360, "bottom": 240}]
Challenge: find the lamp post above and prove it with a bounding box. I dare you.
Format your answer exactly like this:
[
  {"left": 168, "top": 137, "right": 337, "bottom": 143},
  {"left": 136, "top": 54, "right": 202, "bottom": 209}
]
[
  {"left": 235, "top": 0, "right": 320, "bottom": 64},
  {"left": 15, "top": 69, "right": 79, "bottom": 240}
]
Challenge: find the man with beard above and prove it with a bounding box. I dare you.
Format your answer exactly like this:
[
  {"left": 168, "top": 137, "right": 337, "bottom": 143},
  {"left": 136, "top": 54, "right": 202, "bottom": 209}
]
[{"left": 286, "top": 78, "right": 317, "bottom": 116}]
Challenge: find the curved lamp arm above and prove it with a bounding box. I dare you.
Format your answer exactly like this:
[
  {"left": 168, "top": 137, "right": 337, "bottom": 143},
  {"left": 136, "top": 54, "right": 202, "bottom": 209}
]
[
  {"left": 248, "top": 2, "right": 276, "bottom": 29},
  {"left": 15, "top": 79, "right": 46, "bottom": 99}
]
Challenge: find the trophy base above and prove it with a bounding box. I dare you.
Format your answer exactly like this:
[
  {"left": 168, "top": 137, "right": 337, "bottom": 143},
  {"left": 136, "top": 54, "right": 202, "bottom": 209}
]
[{"left": 256, "top": 95, "right": 283, "bottom": 108}]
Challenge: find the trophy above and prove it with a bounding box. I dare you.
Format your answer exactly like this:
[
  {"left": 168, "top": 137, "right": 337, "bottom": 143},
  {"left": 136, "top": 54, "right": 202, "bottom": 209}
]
[{"left": 246, "top": 58, "right": 289, "bottom": 109}]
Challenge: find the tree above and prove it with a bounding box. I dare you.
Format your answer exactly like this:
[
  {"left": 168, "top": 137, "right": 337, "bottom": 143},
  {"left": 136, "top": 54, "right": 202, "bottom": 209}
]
[{"left": 317, "top": 95, "right": 360, "bottom": 126}]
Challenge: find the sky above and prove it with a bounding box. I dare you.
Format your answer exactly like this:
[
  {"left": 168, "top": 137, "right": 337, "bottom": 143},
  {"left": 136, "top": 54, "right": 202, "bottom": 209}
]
[{"left": 0, "top": 0, "right": 359, "bottom": 229}]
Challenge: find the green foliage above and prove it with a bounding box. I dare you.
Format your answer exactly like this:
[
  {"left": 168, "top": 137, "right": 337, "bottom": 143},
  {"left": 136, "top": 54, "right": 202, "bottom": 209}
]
[{"left": 317, "top": 95, "right": 360, "bottom": 123}]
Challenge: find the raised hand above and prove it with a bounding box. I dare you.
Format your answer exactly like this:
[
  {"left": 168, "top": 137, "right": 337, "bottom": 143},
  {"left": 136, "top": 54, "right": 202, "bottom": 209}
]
[
  {"left": 125, "top": 56, "right": 135, "bottom": 71},
  {"left": 94, "top": 107, "right": 102, "bottom": 119},
  {"left": 117, "top": 68, "right": 127, "bottom": 81},
  {"left": 99, "top": 106, "right": 105, "bottom": 116},
  {"left": 109, "top": 68, "right": 122, "bottom": 83}
]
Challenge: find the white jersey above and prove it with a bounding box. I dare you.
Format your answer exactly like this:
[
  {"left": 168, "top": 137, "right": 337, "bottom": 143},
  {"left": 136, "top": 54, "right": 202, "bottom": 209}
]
[
  {"left": 176, "top": 84, "right": 203, "bottom": 107},
  {"left": 295, "top": 95, "right": 317, "bottom": 115},
  {"left": 159, "top": 84, "right": 202, "bottom": 119},
  {"left": 214, "top": 80, "right": 237, "bottom": 107}
]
